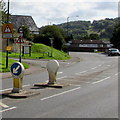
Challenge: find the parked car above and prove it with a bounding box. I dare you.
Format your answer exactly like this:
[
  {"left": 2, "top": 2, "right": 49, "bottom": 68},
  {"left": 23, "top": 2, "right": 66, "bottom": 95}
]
[{"left": 107, "top": 48, "right": 120, "bottom": 56}]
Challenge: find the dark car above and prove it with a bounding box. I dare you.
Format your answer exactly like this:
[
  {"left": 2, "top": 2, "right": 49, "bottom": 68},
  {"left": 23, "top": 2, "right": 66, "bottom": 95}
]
[{"left": 107, "top": 48, "right": 120, "bottom": 56}]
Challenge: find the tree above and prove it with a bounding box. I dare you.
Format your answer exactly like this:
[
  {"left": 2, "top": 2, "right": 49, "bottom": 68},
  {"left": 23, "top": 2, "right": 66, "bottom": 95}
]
[
  {"left": 0, "top": 0, "right": 7, "bottom": 24},
  {"left": 22, "top": 25, "right": 33, "bottom": 41},
  {"left": 89, "top": 33, "right": 99, "bottom": 40},
  {"left": 110, "top": 20, "right": 120, "bottom": 49},
  {"left": 34, "top": 25, "right": 66, "bottom": 50}
]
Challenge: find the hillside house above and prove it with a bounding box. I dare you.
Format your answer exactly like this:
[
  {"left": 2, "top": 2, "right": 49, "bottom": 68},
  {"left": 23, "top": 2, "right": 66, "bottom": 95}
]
[
  {"left": 2, "top": 15, "right": 39, "bottom": 51},
  {"left": 68, "top": 40, "right": 112, "bottom": 52},
  {"left": 9, "top": 15, "right": 39, "bottom": 34}
]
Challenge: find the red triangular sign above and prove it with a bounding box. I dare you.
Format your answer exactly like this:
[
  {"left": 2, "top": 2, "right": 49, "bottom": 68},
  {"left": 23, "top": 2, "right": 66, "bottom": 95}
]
[{"left": 4, "top": 25, "right": 12, "bottom": 33}]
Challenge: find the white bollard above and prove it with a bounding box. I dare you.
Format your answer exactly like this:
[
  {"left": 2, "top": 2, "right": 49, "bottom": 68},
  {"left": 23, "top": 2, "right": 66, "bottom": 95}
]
[{"left": 47, "top": 60, "right": 59, "bottom": 84}]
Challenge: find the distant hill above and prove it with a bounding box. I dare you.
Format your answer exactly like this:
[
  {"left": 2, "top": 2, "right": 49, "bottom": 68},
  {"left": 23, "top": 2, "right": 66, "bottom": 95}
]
[{"left": 58, "top": 17, "right": 119, "bottom": 41}]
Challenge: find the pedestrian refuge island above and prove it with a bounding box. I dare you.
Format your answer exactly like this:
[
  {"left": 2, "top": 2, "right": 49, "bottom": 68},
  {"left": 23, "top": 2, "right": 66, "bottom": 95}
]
[
  {"left": 34, "top": 60, "right": 64, "bottom": 88},
  {"left": 2, "top": 62, "right": 40, "bottom": 98}
]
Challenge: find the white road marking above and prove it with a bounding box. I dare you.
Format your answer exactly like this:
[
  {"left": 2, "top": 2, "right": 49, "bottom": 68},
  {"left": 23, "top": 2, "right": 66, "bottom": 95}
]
[
  {"left": 107, "top": 65, "right": 111, "bottom": 67},
  {"left": 70, "top": 84, "right": 81, "bottom": 87},
  {"left": 0, "top": 84, "right": 30, "bottom": 92},
  {"left": 58, "top": 72, "right": 63, "bottom": 74},
  {"left": 0, "top": 102, "right": 9, "bottom": 108},
  {"left": 41, "top": 87, "right": 81, "bottom": 101},
  {"left": 98, "top": 64, "right": 102, "bottom": 67},
  {"left": 57, "top": 76, "right": 67, "bottom": 80},
  {"left": 75, "top": 71, "right": 87, "bottom": 75},
  {"left": 91, "top": 67, "right": 98, "bottom": 70},
  {"left": 92, "top": 76, "right": 111, "bottom": 84},
  {"left": 114, "top": 72, "right": 120, "bottom": 76},
  {"left": 0, "top": 107, "right": 16, "bottom": 113}
]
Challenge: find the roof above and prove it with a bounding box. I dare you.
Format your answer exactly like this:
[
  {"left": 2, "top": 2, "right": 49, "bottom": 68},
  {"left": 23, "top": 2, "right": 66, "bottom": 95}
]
[
  {"left": 9, "top": 15, "right": 39, "bottom": 33},
  {"left": 72, "top": 40, "right": 105, "bottom": 44}
]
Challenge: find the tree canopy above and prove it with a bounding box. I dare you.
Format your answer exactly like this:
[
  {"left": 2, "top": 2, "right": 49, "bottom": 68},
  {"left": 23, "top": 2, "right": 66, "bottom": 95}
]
[
  {"left": 110, "top": 20, "right": 120, "bottom": 49},
  {"left": 33, "top": 25, "right": 65, "bottom": 50}
]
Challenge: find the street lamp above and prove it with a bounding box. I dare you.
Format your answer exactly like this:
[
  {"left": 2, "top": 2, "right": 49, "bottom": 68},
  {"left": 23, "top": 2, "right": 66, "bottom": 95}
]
[
  {"left": 67, "top": 17, "right": 69, "bottom": 36},
  {"left": 66, "top": 15, "right": 79, "bottom": 39}
]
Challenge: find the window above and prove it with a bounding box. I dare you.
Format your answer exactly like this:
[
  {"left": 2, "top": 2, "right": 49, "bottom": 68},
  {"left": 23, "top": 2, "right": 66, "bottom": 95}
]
[{"left": 79, "top": 44, "right": 98, "bottom": 48}]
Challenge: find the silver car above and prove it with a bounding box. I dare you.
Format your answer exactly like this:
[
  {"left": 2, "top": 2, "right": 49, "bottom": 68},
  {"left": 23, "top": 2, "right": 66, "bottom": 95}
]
[{"left": 107, "top": 48, "right": 120, "bottom": 56}]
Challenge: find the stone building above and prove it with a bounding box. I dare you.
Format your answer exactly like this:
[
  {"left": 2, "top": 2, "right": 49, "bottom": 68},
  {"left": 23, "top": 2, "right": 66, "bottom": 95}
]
[{"left": 1, "top": 15, "right": 39, "bottom": 51}]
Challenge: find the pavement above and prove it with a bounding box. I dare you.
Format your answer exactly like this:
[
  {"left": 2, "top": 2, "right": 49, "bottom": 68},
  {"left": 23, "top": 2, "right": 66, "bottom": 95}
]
[
  {"left": 1, "top": 55, "right": 80, "bottom": 79},
  {"left": 1, "top": 55, "right": 80, "bottom": 98}
]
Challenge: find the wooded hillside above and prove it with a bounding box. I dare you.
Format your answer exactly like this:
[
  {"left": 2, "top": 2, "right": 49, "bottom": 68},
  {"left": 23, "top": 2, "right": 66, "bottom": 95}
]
[{"left": 58, "top": 17, "right": 119, "bottom": 41}]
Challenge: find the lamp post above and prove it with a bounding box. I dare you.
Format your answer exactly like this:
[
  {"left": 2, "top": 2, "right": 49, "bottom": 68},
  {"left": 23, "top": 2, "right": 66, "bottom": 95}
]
[
  {"left": 66, "top": 15, "right": 79, "bottom": 40},
  {"left": 67, "top": 17, "right": 69, "bottom": 37}
]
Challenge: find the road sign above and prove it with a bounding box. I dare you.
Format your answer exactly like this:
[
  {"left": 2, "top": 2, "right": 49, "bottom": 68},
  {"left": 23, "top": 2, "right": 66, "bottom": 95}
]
[
  {"left": 10, "top": 62, "right": 24, "bottom": 76},
  {"left": 10, "top": 62, "right": 25, "bottom": 93},
  {"left": 6, "top": 46, "right": 12, "bottom": 51},
  {"left": 2, "top": 24, "right": 13, "bottom": 33},
  {"left": 2, "top": 24, "right": 13, "bottom": 39}
]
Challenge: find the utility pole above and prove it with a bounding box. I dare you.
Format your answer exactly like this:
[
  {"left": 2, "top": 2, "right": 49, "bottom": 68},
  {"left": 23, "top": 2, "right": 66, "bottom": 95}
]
[{"left": 6, "top": 0, "right": 10, "bottom": 68}]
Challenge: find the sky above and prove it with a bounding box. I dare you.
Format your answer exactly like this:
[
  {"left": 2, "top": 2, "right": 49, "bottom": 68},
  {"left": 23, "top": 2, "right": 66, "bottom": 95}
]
[{"left": 4, "top": 0, "right": 120, "bottom": 27}]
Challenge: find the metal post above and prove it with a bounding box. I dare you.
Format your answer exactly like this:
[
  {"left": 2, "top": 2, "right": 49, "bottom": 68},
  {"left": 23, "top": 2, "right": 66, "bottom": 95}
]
[
  {"left": 67, "top": 17, "right": 69, "bottom": 37},
  {"left": 50, "top": 38, "right": 53, "bottom": 57},
  {"left": 6, "top": 0, "right": 10, "bottom": 68},
  {"left": 19, "top": 37, "right": 22, "bottom": 63}
]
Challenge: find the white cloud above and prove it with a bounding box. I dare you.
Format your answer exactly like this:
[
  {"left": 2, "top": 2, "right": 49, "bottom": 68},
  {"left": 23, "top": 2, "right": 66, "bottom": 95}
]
[{"left": 4, "top": 0, "right": 119, "bottom": 27}]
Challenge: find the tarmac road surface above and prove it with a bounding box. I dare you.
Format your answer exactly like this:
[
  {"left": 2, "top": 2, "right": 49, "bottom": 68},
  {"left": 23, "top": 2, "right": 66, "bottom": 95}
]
[{"left": 1, "top": 52, "right": 119, "bottom": 118}]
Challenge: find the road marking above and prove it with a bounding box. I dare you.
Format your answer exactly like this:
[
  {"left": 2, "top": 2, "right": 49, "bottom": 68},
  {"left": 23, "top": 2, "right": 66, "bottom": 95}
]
[
  {"left": 75, "top": 71, "right": 87, "bottom": 75},
  {"left": 98, "top": 64, "right": 102, "bottom": 67},
  {"left": 70, "top": 84, "right": 81, "bottom": 87},
  {"left": 92, "top": 76, "right": 111, "bottom": 84},
  {"left": 58, "top": 72, "right": 63, "bottom": 74},
  {"left": 41, "top": 87, "right": 81, "bottom": 101},
  {"left": 0, "top": 102, "right": 9, "bottom": 108},
  {"left": 0, "top": 84, "right": 30, "bottom": 92},
  {"left": 57, "top": 76, "right": 67, "bottom": 80},
  {"left": 0, "top": 107, "right": 16, "bottom": 113},
  {"left": 115, "top": 73, "right": 118, "bottom": 76},
  {"left": 91, "top": 67, "right": 98, "bottom": 70},
  {"left": 107, "top": 65, "right": 111, "bottom": 67}
]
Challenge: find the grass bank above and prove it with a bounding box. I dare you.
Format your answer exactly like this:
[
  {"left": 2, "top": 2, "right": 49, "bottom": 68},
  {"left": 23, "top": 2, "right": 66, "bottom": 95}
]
[
  {"left": 0, "top": 53, "right": 29, "bottom": 72},
  {"left": 1, "top": 43, "right": 70, "bottom": 72},
  {"left": 3, "top": 43, "right": 70, "bottom": 60}
]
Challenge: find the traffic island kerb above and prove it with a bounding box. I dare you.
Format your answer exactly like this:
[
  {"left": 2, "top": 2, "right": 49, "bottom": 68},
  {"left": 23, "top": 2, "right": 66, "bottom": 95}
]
[
  {"left": 34, "top": 82, "right": 69, "bottom": 88},
  {"left": 1, "top": 90, "right": 40, "bottom": 98}
]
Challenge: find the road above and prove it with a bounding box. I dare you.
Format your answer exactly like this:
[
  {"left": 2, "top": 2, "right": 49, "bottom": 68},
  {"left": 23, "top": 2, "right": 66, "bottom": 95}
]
[{"left": 1, "top": 52, "right": 119, "bottom": 119}]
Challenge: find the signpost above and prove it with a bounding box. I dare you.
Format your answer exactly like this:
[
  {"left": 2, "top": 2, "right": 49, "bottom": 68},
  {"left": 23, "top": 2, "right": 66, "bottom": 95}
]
[
  {"left": 10, "top": 62, "right": 25, "bottom": 93},
  {"left": 2, "top": 23, "right": 13, "bottom": 68},
  {"left": 2, "top": 24, "right": 13, "bottom": 39},
  {"left": 18, "top": 26, "right": 23, "bottom": 63}
]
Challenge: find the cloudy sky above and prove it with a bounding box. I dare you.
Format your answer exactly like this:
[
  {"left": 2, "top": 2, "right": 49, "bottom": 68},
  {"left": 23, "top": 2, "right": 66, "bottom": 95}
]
[{"left": 4, "top": 0, "right": 119, "bottom": 27}]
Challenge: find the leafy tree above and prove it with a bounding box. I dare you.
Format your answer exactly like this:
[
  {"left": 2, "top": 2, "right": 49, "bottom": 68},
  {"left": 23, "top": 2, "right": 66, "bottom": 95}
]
[
  {"left": 89, "top": 33, "right": 99, "bottom": 40},
  {"left": 34, "top": 25, "right": 66, "bottom": 50},
  {"left": 0, "top": 0, "right": 7, "bottom": 24},
  {"left": 22, "top": 25, "right": 33, "bottom": 41},
  {"left": 110, "top": 20, "right": 120, "bottom": 49}
]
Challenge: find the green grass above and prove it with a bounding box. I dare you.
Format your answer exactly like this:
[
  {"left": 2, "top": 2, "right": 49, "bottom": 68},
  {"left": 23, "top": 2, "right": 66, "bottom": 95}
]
[
  {"left": 1, "top": 43, "right": 70, "bottom": 72},
  {"left": 0, "top": 53, "right": 29, "bottom": 72},
  {"left": 4, "top": 43, "right": 71, "bottom": 60}
]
